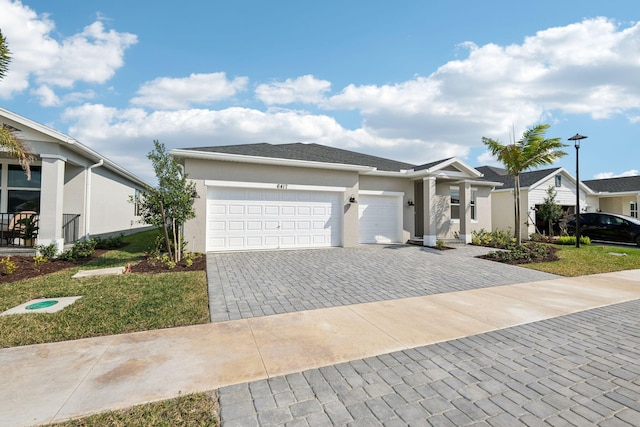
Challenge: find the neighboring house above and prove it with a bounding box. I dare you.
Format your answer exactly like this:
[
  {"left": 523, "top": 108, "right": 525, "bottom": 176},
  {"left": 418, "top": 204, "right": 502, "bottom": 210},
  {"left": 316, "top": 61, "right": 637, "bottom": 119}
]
[
  {"left": 0, "top": 107, "right": 149, "bottom": 252},
  {"left": 477, "top": 166, "right": 597, "bottom": 239},
  {"left": 583, "top": 176, "right": 640, "bottom": 219},
  {"left": 171, "top": 142, "right": 501, "bottom": 253}
]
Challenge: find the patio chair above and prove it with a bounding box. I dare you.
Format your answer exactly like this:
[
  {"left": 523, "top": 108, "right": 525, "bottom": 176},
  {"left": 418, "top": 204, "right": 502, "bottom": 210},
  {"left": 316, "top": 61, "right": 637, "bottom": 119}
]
[{"left": 5, "top": 211, "right": 38, "bottom": 246}]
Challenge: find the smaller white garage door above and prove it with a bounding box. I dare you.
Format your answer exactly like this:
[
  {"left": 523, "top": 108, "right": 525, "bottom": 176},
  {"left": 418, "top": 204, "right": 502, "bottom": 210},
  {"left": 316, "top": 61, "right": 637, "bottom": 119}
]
[
  {"left": 358, "top": 194, "right": 403, "bottom": 244},
  {"left": 207, "top": 186, "right": 342, "bottom": 251}
]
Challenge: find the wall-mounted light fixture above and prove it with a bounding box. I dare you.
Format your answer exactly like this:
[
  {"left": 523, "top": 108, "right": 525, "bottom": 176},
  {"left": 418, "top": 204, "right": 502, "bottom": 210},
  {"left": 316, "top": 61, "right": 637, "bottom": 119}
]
[
  {"left": 191, "top": 190, "right": 200, "bottom": 199},
  {"left": 349, "top": 195, "right": 357, "bottom": 203},
  {"left": 407, "top": 199, "right": 415, "bottom": 206}
]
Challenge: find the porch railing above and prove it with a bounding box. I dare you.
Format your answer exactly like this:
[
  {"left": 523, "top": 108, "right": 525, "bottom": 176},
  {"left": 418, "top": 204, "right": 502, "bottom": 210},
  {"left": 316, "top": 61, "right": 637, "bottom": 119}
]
[
  {"left": 0, "top": 212, "right": 40, "bottom": 248},
  {"left": 0, "top": 212, "right": 81, "bottom": 247}
]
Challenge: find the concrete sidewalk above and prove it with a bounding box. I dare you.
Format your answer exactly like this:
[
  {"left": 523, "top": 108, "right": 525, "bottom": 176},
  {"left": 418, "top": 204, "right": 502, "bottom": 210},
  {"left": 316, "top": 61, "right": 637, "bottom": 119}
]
[{"left": 1, "top": 269, "right": 639, "bottom": 427}]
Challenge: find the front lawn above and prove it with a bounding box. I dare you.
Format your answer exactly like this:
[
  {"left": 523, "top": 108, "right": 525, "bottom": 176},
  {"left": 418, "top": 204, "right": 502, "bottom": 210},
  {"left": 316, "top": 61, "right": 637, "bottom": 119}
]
[
  {"left": 45, "top": 392, "right": 219, "bottom": 427},
  {"left": 522, "top": 243, "right": 640, "bottom": 276},
  {"left": 0, "top": 230, "right": 209, "bottom": 348}
]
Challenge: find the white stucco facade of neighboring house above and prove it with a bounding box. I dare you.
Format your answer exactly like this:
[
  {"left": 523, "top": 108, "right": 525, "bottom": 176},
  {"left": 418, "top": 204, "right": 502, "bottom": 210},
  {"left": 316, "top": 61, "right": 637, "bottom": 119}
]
[
  {"left": 171, "top": 143, "right": 502, "bottom": 253},
  {"left": 477, "top": 166, "right": 597, "bottom": 240},
  {"left": 583, "top": 176, "right": 640, "bottom": 220},
  {"left": 0, "top": 107, "right": 149, "bottom": 252}
]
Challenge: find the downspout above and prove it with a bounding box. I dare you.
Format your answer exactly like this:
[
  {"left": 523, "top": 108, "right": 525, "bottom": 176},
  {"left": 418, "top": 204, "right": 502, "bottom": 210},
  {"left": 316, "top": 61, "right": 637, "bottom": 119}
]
[{"left": 84, "top": 159, "right": 104, "bottom": 240}]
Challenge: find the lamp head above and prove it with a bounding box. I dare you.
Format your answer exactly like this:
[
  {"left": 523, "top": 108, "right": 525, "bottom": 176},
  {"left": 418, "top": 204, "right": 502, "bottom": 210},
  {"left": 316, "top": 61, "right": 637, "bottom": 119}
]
[{"left": 568, "top": 133, "right": 588, "bottom": 149}]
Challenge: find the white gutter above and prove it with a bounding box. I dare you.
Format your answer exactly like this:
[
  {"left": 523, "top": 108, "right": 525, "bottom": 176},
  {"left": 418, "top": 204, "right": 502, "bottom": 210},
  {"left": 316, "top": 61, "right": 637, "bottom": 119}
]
[{"left": 84, "top": 159, "right": 104, "bottom": 240}]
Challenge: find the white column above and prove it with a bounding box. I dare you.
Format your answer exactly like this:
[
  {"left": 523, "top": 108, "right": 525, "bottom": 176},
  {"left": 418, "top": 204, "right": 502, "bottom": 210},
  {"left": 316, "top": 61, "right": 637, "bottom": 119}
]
[
  {"left": 459, "top": 180, "right": 472, "bottom": 243},
  {"left": 422, "top": 177, "right": 437, "bottom": 247},
  {"left": 39, "top": 155, "right": 66, "bottom": 252}
]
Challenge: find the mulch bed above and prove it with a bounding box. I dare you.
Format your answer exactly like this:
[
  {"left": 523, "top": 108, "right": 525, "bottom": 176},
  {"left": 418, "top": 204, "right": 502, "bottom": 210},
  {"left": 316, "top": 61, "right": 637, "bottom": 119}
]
[
  {"left": 477, "top": 244, "right": 559, "bottom": 265},
  {"left": 0, "top": 250, "right": 206, "bottom": 284}
]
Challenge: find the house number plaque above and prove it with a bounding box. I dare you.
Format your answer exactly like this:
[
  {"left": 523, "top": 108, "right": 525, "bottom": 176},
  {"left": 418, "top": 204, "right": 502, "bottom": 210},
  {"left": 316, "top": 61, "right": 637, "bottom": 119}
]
[{"left": 277, "top": 184, "right": 288, "bottom": 189}]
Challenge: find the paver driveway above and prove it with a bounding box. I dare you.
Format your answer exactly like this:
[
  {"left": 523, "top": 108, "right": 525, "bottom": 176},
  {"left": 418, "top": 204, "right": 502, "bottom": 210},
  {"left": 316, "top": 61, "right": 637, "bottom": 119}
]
[
  {"left": 206, "top": 244, "right": 559, "bottom": 322},
  {"left": 219, "top": 300, "right": 640, "bottom": 427}
]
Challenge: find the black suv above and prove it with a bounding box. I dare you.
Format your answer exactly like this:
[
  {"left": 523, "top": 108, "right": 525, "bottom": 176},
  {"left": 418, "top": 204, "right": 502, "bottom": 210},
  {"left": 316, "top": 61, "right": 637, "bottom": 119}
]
[{"left": 566, "top": 212, "right": 640, "bottom": 246}]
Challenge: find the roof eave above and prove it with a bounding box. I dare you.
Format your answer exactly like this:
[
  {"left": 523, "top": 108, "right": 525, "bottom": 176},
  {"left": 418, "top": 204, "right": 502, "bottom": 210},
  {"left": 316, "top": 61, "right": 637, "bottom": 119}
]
[
  {"left": 0, "top": 107, "right": 149, "bottom": 187},
  {"left": 408, "top": 158, "right": 482, "bottom": 179},
  {"left": 170, "top": 148, "right": 376, "bottom": 172}
]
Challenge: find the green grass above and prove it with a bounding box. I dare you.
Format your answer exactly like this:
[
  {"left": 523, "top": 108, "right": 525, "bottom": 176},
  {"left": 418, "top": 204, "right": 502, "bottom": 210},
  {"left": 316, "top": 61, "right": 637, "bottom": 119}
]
[
  {"left": 46, "top": 392, "right": 219, "bottom": 427},
  {"left": 523, "top": 243, "right": 640, "bottom": 276},
  {"left": 0, "top": 229, "right": 209, "bottom": 348}
]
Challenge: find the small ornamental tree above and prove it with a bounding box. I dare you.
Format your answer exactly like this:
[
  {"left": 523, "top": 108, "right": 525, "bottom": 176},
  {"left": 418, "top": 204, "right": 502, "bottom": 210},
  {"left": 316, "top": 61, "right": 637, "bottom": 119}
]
[
  {"left": 537, "top": 186, "right": 563, "bottom": 238},
  {"left": 136, "top": 140, "right": 196, "bottom": 262}
]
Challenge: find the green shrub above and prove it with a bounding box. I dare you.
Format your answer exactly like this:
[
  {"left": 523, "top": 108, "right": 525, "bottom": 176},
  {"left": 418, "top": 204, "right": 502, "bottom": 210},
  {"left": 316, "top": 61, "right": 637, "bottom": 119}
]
[
  {"left": 94, "top": 234, "right": 125, "bottom": 249},
  {"left": 0, "top": 257, "right": 18, "bottom": 275},
  {"left": 59, "top": 239, "right": 97, "bottom": 261},
  {"left": 485, "top": 242, "right": 554, "bottom": 264},
  {"left": 182, "top": 251, "right": 199, "bottom": 267},
  {"left": 33, "top": 255, "right": 47, "bottom": 266},
  {"left": 35, "top": 243, "right": 58, "bottom": 260},
  {"left": 471, "top": 228, "right": 516, "bottom": 248},
  {"left": 555, "top": 235, "right": 592, "bottom": 246}
]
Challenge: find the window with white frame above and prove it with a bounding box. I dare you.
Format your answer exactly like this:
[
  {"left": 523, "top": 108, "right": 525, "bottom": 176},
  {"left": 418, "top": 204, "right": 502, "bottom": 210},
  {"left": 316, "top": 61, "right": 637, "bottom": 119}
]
[
  {"left": 555, "top": 175, "right": 562, "bottom": 187},
  {"left": 450, "top": 187, "right": 459, "bottom": 220},
  {"left": 631, "top": 201, "right": 638, "bottom": 218},
  {"left": 471, "top": 190, "right": 477, "bottom": 220},
  {"left": 4, "top": 164, "right": 41, "bottom": 213}
]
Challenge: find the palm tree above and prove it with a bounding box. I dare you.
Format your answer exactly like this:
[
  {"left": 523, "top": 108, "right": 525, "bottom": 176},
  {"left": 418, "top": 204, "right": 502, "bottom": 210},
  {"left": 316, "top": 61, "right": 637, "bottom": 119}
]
[
  {"left": 0, "top": 28, "right": 34, "bottom": 180},
  {"left": 483, "top": 124, "right": 567, "bottom": 245},
  {"left": 0, "top": 29, "right": 10, "bottom": 80}
]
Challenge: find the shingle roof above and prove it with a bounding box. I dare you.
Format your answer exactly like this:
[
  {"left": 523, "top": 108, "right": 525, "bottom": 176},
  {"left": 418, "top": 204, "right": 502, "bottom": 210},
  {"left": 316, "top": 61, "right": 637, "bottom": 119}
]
[
  {"left": 183, "top": 142, "right": 417, "bottom": 172},
  {"left": 413, "top": 158, "right": 454, "bottom": 171},
  {"left": 583, "top": 175, "right": 640, "bottom": 193},
  {"left": 476, "top": 166, "right": 561, "bottom": 189}
]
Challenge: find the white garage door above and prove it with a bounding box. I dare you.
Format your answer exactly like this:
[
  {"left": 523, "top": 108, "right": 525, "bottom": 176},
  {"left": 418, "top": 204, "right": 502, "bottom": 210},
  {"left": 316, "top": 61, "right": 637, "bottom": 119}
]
[
  {"left": 358, "top": 194, "right": 402, "bottom": 244},
  {"left": 207, "top": 186, "right": 342, "bottom": 251}
]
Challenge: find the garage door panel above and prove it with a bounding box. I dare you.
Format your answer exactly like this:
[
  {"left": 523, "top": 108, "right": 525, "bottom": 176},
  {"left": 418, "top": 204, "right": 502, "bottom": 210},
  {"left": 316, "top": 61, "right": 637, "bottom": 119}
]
[
  {"left": 228, "top": 205, "right": 245, "bottom": 215},
  {"left": 228, "top": 237, "right": 246, "bottom": 247},
  {"left": 297, "top": 221, "right": 311, "bottom": 230},
  {"left": 207, "top": 187, "right": 341, "bottom": 251},
  {"left": 264, "top": 206, "right": 279, "bottom": 216},
  {"left": 281, "top": 221, "right": 295, "bottom": 230},
  {"left": 228, "top": 221, "right": 245, "bottom": 231},
  {"left": 264, "top": 221, "right": 279, "bottom": 230},
  {"left": 359, "top": 195, "right": 402, "bottom": 244},
  {"left": 210, "top": 221, "right": 226, "bottom": 231},
  {"left": 246, "top": 221, "right": 262, "bottom": 231},
  {"left": 246, "top": 206, "right": 262, "bottom": 215}
]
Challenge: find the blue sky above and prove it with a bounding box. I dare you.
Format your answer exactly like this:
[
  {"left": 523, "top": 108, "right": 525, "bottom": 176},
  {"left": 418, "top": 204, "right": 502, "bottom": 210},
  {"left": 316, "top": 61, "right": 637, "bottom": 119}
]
[{"left": 1, "top": 0, "right": 638, "bottom": 184}]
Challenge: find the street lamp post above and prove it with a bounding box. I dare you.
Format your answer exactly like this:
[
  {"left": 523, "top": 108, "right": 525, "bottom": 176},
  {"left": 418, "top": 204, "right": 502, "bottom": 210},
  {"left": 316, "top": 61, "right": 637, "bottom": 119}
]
[{"left": 568, "top": 133, "right": 588, "bottom": 248}]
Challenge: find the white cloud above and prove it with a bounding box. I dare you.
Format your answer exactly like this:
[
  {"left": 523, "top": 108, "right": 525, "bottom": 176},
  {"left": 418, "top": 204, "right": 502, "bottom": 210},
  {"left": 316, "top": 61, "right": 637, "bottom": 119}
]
[
  {"left": 0, "top": 0, "right": 136, "bottom": 100},
  {"left": 324, "top": 17, "right": 640, "bottom": 146},
  {"left": 39, "top": 21, "right": 137, "bottom": 88},
  {"left": 61, "top": 103, "right": 467, "bottom": 182},
  {"left": 131, "top": 73, "right": 249, "bottom": 110},
  {"left": 6, "top": 11, "right": 639, "bottom": 183},
  {"left": 255, "top": 75, "right": 331, "bottom": 105},
  {"left": 31, "top": 85, "right": 60, "bottom": 106},
  {"left": 593, "top": 169, "right": 639, "bottom": 179},
  {"left": 476, "top": 151, "right": 502, "bottom": 168}
]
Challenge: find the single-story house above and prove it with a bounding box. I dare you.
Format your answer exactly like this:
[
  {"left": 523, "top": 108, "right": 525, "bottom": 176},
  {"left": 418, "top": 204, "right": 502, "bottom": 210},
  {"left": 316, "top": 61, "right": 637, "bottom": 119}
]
[
  {"left": 583, "top": 176, "right": 640, "bottom": 219},
  {"left": 0, "top": 107, "right": 149, "bottom": 252},
  {"left": 171, "top": 143, "right": 502, "bottom": 252},
  {"left": 476, "top": 166, "right": 598, "bottom": 239}
]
